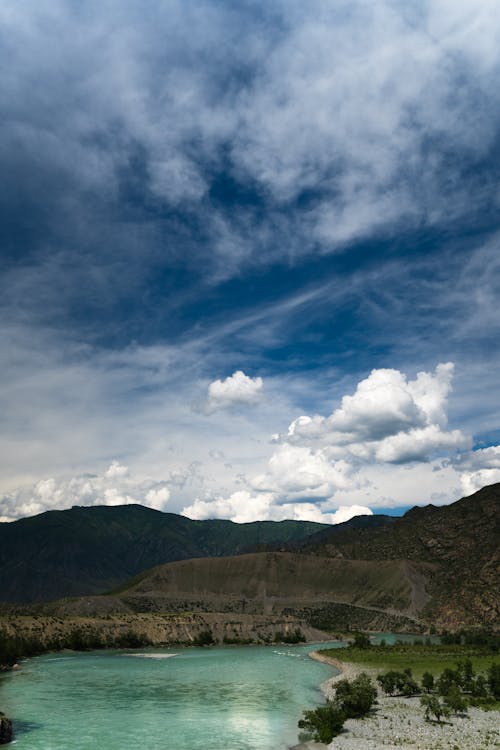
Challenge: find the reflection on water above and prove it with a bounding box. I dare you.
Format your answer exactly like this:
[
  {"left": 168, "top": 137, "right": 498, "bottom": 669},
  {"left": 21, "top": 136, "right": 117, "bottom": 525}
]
[{"left": 1, "top": 643, "right": 339, "bottom": 750}]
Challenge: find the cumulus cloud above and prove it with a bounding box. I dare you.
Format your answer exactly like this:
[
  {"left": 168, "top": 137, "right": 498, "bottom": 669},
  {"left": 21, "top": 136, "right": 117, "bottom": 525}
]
[
  {"left": 252, "top": 445, "right": 355, "bottom": 501},
  {"left": 2, "top": 359, "right": 497, "bottom": 526},
  {"left": 282, "top": 363, "right": 469, "bottom": 463},
  {"left": 181, "top": 489, "right": 371, "bottom": 526},
  {"left": 204, "top": 370, "right": 263, "bottom": 414},
  {"left": 183, "top": 362, "right": 473, "bottom": 524},
  {"left": 0, "top": 463, "right": 171, "bottom": 522},
  {"left": 451, "top": 445, "right": 500, "bottom": 496},
  {"left": 460, "top": 468, "right": 500, "bottom": 496}
]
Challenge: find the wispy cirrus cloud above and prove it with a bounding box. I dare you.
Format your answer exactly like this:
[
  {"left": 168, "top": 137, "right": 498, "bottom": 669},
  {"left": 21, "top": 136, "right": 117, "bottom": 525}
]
[{"left": 1, "top": 1, "right": 500, "bottom": 524}]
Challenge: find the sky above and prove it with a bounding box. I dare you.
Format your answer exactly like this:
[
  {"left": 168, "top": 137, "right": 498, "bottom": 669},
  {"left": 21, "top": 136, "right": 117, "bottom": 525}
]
[{"left": 1, "top": 0, "right": 500, "bottom": 524}]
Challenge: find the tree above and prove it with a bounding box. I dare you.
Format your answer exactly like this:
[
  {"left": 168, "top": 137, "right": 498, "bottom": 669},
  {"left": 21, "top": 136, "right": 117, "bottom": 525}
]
[
  {"left": 298, "top": 673, "right": 377, "bottom": 743},
  {"left": 420, "top": 694, "right": 450, "bottom": 723},
  {"left": 487, "top": 663, "right": 500, "bottom": 699},
  {"left": 298, "top": 702, "right": 345, "bottom": 743},
  {"left": 351, "top": 632, "right": 371, "bottom": 649},
  {"left": 335, "top": 673, "right": 377, "bottom": 718},
  {"left": 193, "top": 629, "right": 214, "bottom": 646},
  {"left": 421, "top": 672, "right": 435, "bottom": 693},
  {"left": 401, "top": 675, "right": 420, "bottom": 697},
  {"left": 456, "top": 659, "right": 475, "bottom": 692},
  {"left": 437, "top": 668, "right": 459, "bottom": 696},
  {"left": 377, "top": 671, "right": 399, "bottom": 696},
  {"left": 471, "top": 674, "right": 489, "bottom": 698},
  {"left": 377, "top": 670, "right": 419, "bottom": 697},
  {"left": 444, "top": 685, "right": 468, "bottom": 715}
]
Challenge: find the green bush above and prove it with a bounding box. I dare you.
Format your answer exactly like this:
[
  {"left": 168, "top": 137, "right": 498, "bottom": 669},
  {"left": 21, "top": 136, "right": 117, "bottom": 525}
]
[
  {"left": 487, "top": 663, "right": 500, "bottom": 699},
  {"left": 420, "top": 694, "right": 451, "bottom": 723},
  {"left": 335, "top": 673, "right": 377, "bottom": 718},
  {"left": 444, "top": 685, "right": 468, "bottom": 715},
  {"left": 421, "top": 672, "right": 435, "bottom": 693},
  {"left": 436, "top": 667, "right": 460, "bottom": 696},
  {"left": 377, "top": 669, "right": 419, "bottom": 697},
  {"left": 193, "top": 629, "right": 214, "bottom": 647},
  {"left": 351, "top": 632, "right": 371, "bottom": 649},
  {"left": 274, "top": 629, "right": 306, "bottom": 644},
  {"left": 455, "top": 658, "right": 475, "bottom": 692},
  {"left": 298, "top": 702, "right": 346, "bottom": 743},
  {"left": 298, "top": 673, "right": 376, "bottom": 743},
  {"left": 469, "top": 674, "right": 488, "bottom": 698}
]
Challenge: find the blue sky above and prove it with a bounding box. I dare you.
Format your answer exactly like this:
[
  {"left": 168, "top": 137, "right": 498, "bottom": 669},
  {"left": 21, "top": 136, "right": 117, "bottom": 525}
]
[{"left": 1, "top": 0, "right": 500, "bottom": 523}]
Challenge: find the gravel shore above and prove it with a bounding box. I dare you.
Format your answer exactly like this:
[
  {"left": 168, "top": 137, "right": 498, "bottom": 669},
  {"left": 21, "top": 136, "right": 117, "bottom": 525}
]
[{"left": 300, "top": 652, "right": 500, "bottom": 750}]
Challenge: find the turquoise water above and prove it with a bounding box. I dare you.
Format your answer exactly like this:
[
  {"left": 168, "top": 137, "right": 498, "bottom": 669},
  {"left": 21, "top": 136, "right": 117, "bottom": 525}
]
[{"left": 0, "top": 643, "right": 339, "bottom": 750}]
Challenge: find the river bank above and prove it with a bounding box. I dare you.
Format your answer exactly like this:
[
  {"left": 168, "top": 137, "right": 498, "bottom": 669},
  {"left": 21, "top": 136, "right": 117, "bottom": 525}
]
[
  {"left": 0, "top": 612, "right": 331, "bottom": 655},
  {"left": 292, "top": 651, "right": 500, "bottom": 750}
]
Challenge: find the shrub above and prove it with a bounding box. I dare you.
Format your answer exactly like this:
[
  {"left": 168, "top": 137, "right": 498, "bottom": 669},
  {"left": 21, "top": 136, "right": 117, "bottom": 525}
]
[
  {"left": 455, "top": 659, "right": 475, "bottom": 692},
  {"left": 298, "top": 673, "right": 376, "bottom": 743},
  {"left": 351, "top": 632, "right": 371, "bottom": 649},
  {"left": 421, "top": 672, "right": 435, "bottom": 693},
  {"left": 335, "top": 673, "right": 377, "bottom": 718},
  {"left": 444, "top": 685, "right": 468, "bottom": 715},
  {"left": 487, "top": 663, "right": 500, "bottom": 699},
  {"left": 420, "top": 694, "right": 451, "bottom": 723},
  {"left": 436, "top": 668, "right": 460, "bottom": 696},
  {"left": 377, "top": 671, "right": 400, "bottom": 696},
  {"left": 377, "top": 669, "right": 419, "bottom": 697},
  {"left": 273, "top": 629, "right": 306, "bottom": 644},
  {"left": 470, "top": 674, "right": 489, "bottom": 698},
  {"left": 401, "top": 675, "right": 420, "bottom": 697},
  {"left": 193, "top": 629, "right": 214, "bottom": 646},
  {"left": 298, "top": 702, "right": 345, "bottom": 743}
]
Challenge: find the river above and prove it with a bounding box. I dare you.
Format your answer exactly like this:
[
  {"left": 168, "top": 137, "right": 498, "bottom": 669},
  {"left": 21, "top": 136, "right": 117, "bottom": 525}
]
[{"left": 0, "top": 642, "right": 341, "bottom": 750}]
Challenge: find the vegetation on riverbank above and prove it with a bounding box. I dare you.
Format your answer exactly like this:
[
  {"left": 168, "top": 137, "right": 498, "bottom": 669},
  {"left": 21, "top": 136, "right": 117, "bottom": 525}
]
[
  {"left": 300, "top": 631, "right": 500, "bottom": 747},
  {"left": 320, "top": 630, "right": 499, "bottom": 680},
  {"left": 298, "top": 672, "right": 377, "bottom": 743}
]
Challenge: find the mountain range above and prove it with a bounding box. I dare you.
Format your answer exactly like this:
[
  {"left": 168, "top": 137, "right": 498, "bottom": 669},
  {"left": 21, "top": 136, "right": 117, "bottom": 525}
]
[
  {"left": 1, "top": 484, "right": 498, "bottom": 630},
  {"left": 0, "top": 504, "right": 328, "bottom": 602}
]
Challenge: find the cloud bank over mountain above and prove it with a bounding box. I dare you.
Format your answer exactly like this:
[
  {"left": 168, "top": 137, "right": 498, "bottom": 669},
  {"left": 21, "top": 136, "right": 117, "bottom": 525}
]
[{"left": 2, "top": 362, "right": 494, "bottom": 525}]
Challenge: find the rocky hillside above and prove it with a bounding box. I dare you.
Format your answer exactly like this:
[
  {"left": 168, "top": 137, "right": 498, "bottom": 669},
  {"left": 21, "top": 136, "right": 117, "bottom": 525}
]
[
  {"left": 0, "top": 504, "right": 328, "bottom": 602},
  {"left": 27, "top": 550, "right": 430, "bottom": 633},
  {"left": 297, "top": 483, "right": 500, "bottom": 628},
  {"left": 1, "top": 485, "right": 497, "bottom": 630},
  {"left": 29, "top": 484, "right": 499, "bottom": 631}
]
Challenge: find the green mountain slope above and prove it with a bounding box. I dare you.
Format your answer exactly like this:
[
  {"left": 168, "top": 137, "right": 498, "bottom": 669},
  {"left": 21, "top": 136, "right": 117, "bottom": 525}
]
[{"left": 0, "top": 504, "right": 328, "bottom": 602}]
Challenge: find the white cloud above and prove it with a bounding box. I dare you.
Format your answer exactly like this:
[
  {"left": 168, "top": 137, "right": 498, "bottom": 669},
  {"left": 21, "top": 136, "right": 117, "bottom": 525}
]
[
  {"left": 205, "top": 370, "right": 263, "bottom": 414},
  {"left": 183, "top": 362, "right": 475, "bottom": 524},
  {"left": 460, "top": 468, "right": 500, "bottom": 496},
  {"left": 105, "top": 461, "right": 129, "bottom": 479},
  {"left": 0, "top": 462, "right": 172, "bottom": 521},
  {"left": 2, "top": 0, "right": 499, "bottom": 280},
  {"left": 181, "top": 489, "right": 372, "bottom": 526},
  {"left": 182, "top": 490, "right": 274, "bottom": 524},
  {"left": 252, "top": 444, "right": 355, "bottom": 501},
  {"left": 281, "top": 363, "right": 469, "bottom": 462},
  {"left": 451, "top": 445, "right": 500, "bottom": 496},
  {"left": 373, "top": 424, "right": 469, "bottom": 463}
]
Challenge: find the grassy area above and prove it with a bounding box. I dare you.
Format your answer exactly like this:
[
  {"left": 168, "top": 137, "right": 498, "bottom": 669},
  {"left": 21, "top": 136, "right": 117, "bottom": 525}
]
[{"left": 320, "top": 643, "right": 499, "bottom": 679}]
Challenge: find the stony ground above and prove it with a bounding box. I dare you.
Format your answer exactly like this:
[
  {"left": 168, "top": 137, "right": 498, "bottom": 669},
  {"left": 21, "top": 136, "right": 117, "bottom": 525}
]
[
  {"left": 302, "top": 653, "right": 500, "bottom": 750},
  {"left": 327, "top": 695, "right": 499, "bottom": 750}
]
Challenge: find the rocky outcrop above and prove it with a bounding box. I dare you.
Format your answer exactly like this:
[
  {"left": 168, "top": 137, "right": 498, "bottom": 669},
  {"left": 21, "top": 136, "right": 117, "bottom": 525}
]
[
  {"left": 0, "top": 713, "right": 12, "bottom": 745},
  {"left": 299, "top": 482, "right": 500, "bottom": 629}
]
